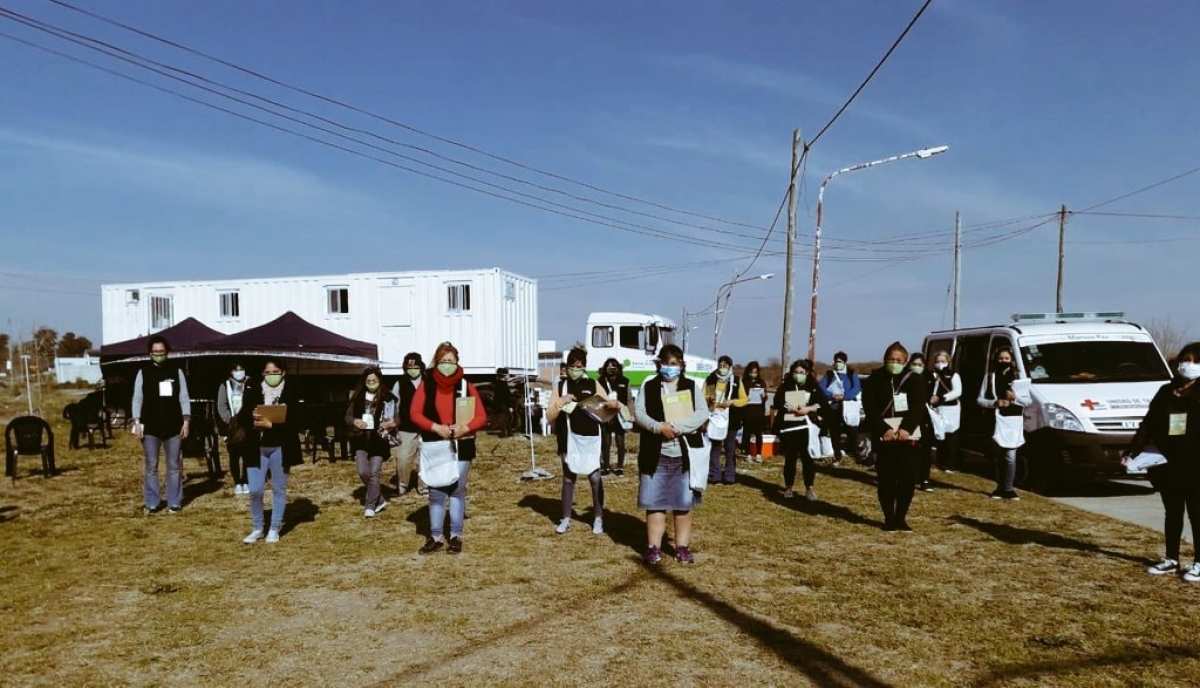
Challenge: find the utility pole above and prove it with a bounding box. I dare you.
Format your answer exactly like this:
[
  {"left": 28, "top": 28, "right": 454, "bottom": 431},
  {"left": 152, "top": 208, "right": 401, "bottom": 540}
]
[
  {"left": 781, "top": 128, "right": 800, "bottom": 368},
  {"left": 952, "top": 211, "right": 962, "bottom": 329},
  {"left": 1056, "top": 204, "right": 1067, "bottom": 313}
]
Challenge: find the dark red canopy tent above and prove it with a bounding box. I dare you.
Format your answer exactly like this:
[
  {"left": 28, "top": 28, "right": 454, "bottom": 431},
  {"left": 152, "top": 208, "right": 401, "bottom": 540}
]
[
  {"left": 196, "top": 311, "right": 378, "bottom": 364},
  {"left": 98, "top": 317, "right": 226, "bottom": 363}
]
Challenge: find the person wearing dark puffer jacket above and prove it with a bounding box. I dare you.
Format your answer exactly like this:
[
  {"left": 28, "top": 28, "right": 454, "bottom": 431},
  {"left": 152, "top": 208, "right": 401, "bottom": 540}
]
[
  {"left": 1126, "top": 341, "right": 1200, "bottom": 582},
  {"left": 863, "top": 342, "right": 930, "bottom": 532}
]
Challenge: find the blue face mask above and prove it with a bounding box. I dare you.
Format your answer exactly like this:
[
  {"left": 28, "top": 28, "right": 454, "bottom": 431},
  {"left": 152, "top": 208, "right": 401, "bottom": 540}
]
[{"left": 660, "top": 365, "right": 681, "bottom": 380}]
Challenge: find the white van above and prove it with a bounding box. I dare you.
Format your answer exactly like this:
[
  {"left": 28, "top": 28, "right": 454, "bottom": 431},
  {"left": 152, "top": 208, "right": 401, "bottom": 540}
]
[
  {"left": 923, "top": 312, "right": 1172, "bottom": 491},
  {"left": 578, "top": 312, "right": 718, "bottom": 391}
]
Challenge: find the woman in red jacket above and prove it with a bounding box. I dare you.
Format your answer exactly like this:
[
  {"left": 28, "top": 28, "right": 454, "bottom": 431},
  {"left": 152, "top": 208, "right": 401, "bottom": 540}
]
[{"left": 409, "top": 342, "right": 487, "bottom": 555}]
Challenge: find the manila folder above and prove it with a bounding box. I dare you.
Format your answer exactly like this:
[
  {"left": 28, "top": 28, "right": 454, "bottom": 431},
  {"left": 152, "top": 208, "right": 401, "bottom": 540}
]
[
  {"left": 455, "top": 396, "right": 477, "bottom": 426},
  {"left": 663, "top": 390, "right": 694, "bottom": 423},
  {"left": 254, "top": 404, "right": 287, "bottom": 424}
]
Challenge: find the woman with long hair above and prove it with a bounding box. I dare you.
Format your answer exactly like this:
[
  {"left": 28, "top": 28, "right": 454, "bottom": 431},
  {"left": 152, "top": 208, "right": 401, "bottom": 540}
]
[
  {"left": 740, "top": 361, "right": 769, "bottom": 463},
  {"left": 346, "top": 366, "right": 399, "bottom": 518},
  {"left": 863, "top": 342, "right": 930, "bottom": 531},
  {"left": 928, "top": 350, "right": 963, "bottom": 473},
  {"left": 409, "top": 342, "right": 488, "bottom": 555},
  {"left": 977, "top": 345, "right": 1025, "bottom": 500},
  {"left": 770, "top": 359, "right": 825, "bottom": 501},
  {"left": 241, "top": 358, "right": 302, "bottom": 544},
  {"left": 548, "top": 346, "right": 607, "bottom": 535}
]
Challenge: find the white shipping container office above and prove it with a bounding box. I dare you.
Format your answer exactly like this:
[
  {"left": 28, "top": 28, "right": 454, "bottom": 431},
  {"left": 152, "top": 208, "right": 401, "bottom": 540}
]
[{"left": 101, "top": 268, "right": 538, "bottom": 377}]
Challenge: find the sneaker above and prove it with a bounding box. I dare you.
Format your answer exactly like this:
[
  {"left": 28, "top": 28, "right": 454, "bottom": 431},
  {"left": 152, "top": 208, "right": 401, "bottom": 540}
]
[
  {"left": 941, "top": 468, "right": 956, "bottom": 474},
  {"left": 144, "top": 504, "right": 163, "bottom": 516},
  {"left": 374, "top": 500, "right": 388, "bottom": 514},
  {"left": 644, "top": 545, "right": 662, "bottom": 565},
  {"left": 242, "top": 529, "right": 264, "bottom": 544},
  {"left": 782, "top": 488, "right": 795, "bottom": 499},
  {"left": 592, "top": 518, "right": 604, "bottom": 535},
  {"left": 917, "top": 482, "right": 934, "bottom": 493},
  {"left": 556, "top": 518, "right": 571, "bottom": 534},
  {"left": 990, "top": 489, "right": 1003, "bottom": 499},
  {"left": 166, "top": 506, "right": 182, "bottom": 514},
  {"left": 447, "top": 536, "right": 463, "bottom": 554},
  {"left": 1183, "top": 563, "right": 1200, "bottom": 583},
  {"left": 364, "top": 508, "right": 376, "bottom": 519},
  {"left": 675, "top": 545, "right": 695, "bottom": 564},
  {"left": 239, "top": 484, "right": 250, "bottom": 495},
  {"left": 897, "top": 521, "right": 914, "bottom": 532},
  {"left": 601, "top": 467, "right": 611, "bottom": 476},
  {"left": 1147, "top": 558, "right": 1180, "bottom": 575},
  {"left": 418, "top": 537, "right": 443, "bottom": 555},
  {"left": 614, "top": 468, "right": 625, "bottom": 477},
  {"left": 265, "top": 530, "right": 280, "bottom": 544},
  {"left": 805, "top": 487, "right": 818, "bottom": 502},
  {"left": 1003, "top": 490, "right": 1021, "bottom": 501}
]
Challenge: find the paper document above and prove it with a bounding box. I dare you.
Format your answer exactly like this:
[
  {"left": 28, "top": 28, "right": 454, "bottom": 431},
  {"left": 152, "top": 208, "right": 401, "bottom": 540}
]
[
  {"left": 1125, "top": 450, "right": 1167, "bottom": 474},
  {"left": 747, "top": 388, "right": 765, "bottom": 404},
  {"left": 663, "top": 390, "right": 694, "bottom": 423},
  {"left": 254, "top": 404, "right": 287, "bottom": 424},
  {"left": 579, "top": 394, "right": 618, "bottom": 423},
  {"left": 455, "top": 396, "right": 476, "bottom": 426},
  {"left": 785, "top": 390, "right": 809, "bottom": 413},
  {"left": 884, "top": 417, "right": 921, "bottom": 441}
]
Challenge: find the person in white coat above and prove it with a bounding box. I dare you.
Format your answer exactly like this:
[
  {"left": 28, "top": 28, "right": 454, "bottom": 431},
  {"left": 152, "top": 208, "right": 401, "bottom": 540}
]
[{"left": 928, "top": 350, "right": 963, "bottom": 473}]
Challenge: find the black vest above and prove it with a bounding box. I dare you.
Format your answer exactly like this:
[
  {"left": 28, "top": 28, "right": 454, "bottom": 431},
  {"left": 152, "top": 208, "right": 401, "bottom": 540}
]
[
  {"left": 637, "top": 376, "right": 703, "bottom": 475},
  {"left": 419, "top": 374, "right": 476, "bottom": 461},
  {"left": 140, "top": 363, "right": 183, "bottom": 438},
  {"left": 556, "top": 377, "right": 601, "bottom": 438}
]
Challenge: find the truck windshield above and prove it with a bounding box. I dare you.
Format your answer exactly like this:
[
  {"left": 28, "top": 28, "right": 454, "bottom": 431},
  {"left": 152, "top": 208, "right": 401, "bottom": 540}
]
[
  {"left": 659, "top": 327, "right": 676, "bottom": 347},
  {"left": 1020, "top": 340, "right": 1170, "bottom": 383}
]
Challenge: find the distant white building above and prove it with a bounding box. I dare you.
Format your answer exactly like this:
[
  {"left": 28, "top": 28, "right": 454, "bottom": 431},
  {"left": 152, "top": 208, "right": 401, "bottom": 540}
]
[
  {"left": 55, "top": 354, "right": 103, "bottom": 385},
  {"left": 101, "top": 268, "right": 538, "bottom": 376}
]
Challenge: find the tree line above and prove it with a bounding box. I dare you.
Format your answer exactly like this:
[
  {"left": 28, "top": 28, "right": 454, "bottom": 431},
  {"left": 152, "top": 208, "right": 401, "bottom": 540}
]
[{"left": 1, "top": 328, "right": 95, "bottom": 375}]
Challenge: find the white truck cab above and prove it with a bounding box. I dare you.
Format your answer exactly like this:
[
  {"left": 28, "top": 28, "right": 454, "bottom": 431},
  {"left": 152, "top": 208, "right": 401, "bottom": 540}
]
[
  {"left": 575, "top": 312, "right": 717, "bottom": 392},
  {"left": 923, "top": 311, "right": 1171, "bottom": 490}
]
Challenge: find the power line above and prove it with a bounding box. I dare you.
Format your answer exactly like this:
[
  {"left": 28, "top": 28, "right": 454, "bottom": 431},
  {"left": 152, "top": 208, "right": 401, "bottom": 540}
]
[
  {"left": 807, "top": 0, "right": 934, "bottom": 148},
  {"left": 1078, "top": 166, "right": 1200, "bottom": 212},
  {"left": 40, "top": 0, "right": 768, "bottom": 233},
  {"left": 1072, "top": 211, "right": 1200, "bottom": 221},
  {"left": 0, "top": 18, "right": 764, "bottom": 253}
]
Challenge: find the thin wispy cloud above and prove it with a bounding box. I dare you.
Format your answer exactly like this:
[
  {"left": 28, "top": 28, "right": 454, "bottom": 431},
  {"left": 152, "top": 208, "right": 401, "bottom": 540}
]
[{"left": 0, "top": 127, "right": 395, "bottom": 221}]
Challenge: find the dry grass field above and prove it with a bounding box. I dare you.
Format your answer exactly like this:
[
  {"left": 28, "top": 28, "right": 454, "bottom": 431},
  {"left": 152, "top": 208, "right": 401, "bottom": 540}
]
[{"left": 2, "top": 387, "right": 1199, "bottom": 686}]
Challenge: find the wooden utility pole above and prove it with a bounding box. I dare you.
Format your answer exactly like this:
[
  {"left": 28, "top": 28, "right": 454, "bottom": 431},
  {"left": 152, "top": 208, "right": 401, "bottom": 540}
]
[
  {"left": 1056, "top": 204, "right": 1067, "bottom": 313},
  {"left": 953, "top": 210, "right": 962, "bottom": 329},
  {"left": 781, "top": 129, "right": 800, "bottom": 368}
]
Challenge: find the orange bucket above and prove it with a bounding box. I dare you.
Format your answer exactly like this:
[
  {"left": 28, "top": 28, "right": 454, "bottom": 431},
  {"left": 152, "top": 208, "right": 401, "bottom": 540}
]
[{"left": 761, "top": 434, "right": 777, "bottom": 458}]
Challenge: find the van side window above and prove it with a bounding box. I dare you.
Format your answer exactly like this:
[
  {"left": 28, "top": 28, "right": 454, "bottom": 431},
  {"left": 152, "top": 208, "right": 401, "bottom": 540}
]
[
  {"left": 926, "top": 338, "right": 953, "bottom": 362},
  {"left": 619, "top": 326, "right": 644, "bottom": 350},
  {"left": 956, "top": 334, "right": 990, "bottom": 399}
]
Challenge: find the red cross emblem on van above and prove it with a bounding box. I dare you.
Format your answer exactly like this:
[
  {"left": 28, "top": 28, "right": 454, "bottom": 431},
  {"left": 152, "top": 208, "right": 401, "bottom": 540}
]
[{"left": 1080, "top": 399, "right": 1100, "bottom": 410}]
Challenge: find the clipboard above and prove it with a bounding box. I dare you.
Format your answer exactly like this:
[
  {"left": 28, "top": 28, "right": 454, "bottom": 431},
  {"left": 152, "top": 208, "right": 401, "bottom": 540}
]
[
  {"left": 455, "top": 396, "right": 476, "bottom": 426},
  {"left": 747, "top": 388, "right": 765, "bottom": 404},
  {"left": 663, "top": 390, "right": 694, "bottom": 423},
  {"left": 884, "top": 417, "right": 921, "bottom": 441},
  {"left": 254, "top": 404, "right": 287, "bottom": 424},
  {"left": 579, "top": 394, "right": 618, "bottom": 424},
  {"left": 785, "top": 390, "right": 809, "bottom": 411}
]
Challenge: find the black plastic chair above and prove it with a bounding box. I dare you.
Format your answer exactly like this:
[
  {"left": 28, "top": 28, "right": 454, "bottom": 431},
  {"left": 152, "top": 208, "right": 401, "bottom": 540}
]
[{"left": 5, "top": 415, "right": 56, "bottom": 481}]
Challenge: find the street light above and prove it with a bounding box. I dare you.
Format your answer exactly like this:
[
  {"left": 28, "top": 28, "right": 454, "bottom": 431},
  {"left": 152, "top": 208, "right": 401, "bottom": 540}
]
[
  {"left": 682, "top": 308, "right": 720, "bottom": 354},
  {"left": 712, "top": 272, "right": 774, "bottom": 357},
  {"left": 807, "top": 145, "right": 949, "bottom": 362}
]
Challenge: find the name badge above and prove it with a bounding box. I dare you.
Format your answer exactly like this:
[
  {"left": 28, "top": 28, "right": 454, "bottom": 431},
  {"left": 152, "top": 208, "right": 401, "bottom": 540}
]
[
  {"left": 159, "top": 379, "right": 173, "bottom": 397},
  {"left": 1169, "top": 413, "right": 1187, "bottom": 436},
  {"left": 893, "top": 393, "right": 909, "bottom": 413}
]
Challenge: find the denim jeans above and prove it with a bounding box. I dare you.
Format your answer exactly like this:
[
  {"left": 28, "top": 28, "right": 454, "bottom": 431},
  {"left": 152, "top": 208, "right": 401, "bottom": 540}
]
[
  {"left": 993, "top": 443, "right": 1017, "bottom": 492},
  {"left": 428, "top": 460, "right": 471, "bottom": 539},
  {"left": 249, "top": 445, "right": 287, "bottom": 531},
  {"left": 142, "top": 434, "right": 183, "bottom": 509},
  {"left": 708, "top": 433, "right": 739, "bottom": 483}
]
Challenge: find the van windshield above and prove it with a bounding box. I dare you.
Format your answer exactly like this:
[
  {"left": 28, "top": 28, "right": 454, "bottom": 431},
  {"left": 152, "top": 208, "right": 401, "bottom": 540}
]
[{"left": 1020, "top": 340, "right": 1170, "bottom": 383}]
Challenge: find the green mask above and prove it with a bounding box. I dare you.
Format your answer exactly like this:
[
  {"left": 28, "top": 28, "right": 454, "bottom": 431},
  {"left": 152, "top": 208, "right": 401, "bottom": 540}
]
[
  {"left": 910, "top": 365, "right": 925, "bottom": 375},
  {"left": 406, "top": 368, "right": 422, "bottom": 379},
  {"left": 567, "top": 368, "right": 585, "bottom": 381},
  {"left": 793, "top": 373, "right": 807, "bottom": 384},
  {"left": 718, "top": 366, "right": 731, "bottom": 376},
  {"left": 834, "top": 362, "right": 846, "bottom": 372},
  {"left": 437, "top": 363, "right": 457, "bottom": 377},
  {"left": 365, "top": 381, "right": 380, "bottom": 392},
  {"left": 886, "top": 363, "right": 905, "bottom": 375},
  {"left": 264, "top": 373, "right": 284, "bottom": 387},
  {"left": 151, "top": 354, "right": 167, "bottom": 365}
]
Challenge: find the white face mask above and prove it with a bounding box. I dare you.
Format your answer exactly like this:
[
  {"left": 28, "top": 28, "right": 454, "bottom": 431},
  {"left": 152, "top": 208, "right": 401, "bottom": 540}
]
[
  {"left": 1179, "top": 362, "right": 1200, "bottom": 380},
  {"left": 231, "top": 370, "right": 246, "bottom": 381},
  {"left": 934, "top": 362, "right": 948, "bottom": 371}
]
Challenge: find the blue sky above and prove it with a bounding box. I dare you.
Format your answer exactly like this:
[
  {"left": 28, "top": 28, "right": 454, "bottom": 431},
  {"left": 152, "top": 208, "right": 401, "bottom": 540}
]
[{"left": 1, "top": 0, "right": 1197, "bottom": 364}]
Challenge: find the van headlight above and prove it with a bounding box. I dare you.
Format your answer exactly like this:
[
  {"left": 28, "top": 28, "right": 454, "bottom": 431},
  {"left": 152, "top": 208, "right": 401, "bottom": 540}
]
[{"left": 1043, "top": 403, "right": 1085, "bottom": 432}]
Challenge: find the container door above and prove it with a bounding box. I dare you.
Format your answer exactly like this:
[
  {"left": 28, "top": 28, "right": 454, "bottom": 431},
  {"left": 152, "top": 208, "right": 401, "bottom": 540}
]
[{"left": 378, "top": 279, "right": 415, "bottom": 368}]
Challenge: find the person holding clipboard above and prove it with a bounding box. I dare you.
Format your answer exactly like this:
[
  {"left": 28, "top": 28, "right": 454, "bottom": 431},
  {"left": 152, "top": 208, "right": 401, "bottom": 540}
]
[
  {"left": 345, "top": 366, "right": 399, "bottom": 519},
  {"left": 547, "top": 346, "right": 608, "bottom": 535},
  {"left": 241, "top": 358, "right": 302, "bottom": 544},
  {"left": 863, "top": 342, "right": 930, "bottom": 532},
  {"left": 770, "top": 359, "right": 825, "bottom": 501},
  {"left": 1125, "top": 342, "right": 1200, "bottom": 581},
  {"left": 409, "top": 342, "right": 488, "bottom": 555}
]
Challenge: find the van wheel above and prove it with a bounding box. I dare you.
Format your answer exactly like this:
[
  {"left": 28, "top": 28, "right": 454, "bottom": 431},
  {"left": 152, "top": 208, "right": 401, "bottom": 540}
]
[{"left": 1016, "top": 447, "right": 1056, "bottom": 495}]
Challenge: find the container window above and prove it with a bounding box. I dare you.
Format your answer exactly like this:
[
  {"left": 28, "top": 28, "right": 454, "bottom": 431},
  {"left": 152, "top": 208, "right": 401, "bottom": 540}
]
[
  {"left": 218, "top": 291, "right": 240, "bottom": 318},
  {"left": 125, "top": 289, "right": 140, "bottom": 305},
  {"left": 149, "top": 295, "right": 173, "bottom": 331},
  {"left": 327, "top": 287, "right": 350, "bottom": 315},
  {"left": 447, "top": 283, "right": 471, "bottom": 313}
]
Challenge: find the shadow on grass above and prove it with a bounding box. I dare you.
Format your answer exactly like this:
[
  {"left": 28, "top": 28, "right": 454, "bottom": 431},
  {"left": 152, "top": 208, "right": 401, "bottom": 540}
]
[
  {"left": 735, "top": 473, "right": 885, "bottom": 530},
  {"left": 405, "top": 503, "right": 431, "bottom": 537},
  {"left": 971, "top": 643, "right": 1200, "bottom": 687},
  {"left": 374, "top": 564, "right": 891, "bottom": 688},
  {"left": 516, "top": 493, "right": 645, "bottom": 553},
  {"left": 0, "top": 504, "right": 18, "bottom": 523},
  {"left": 951, "top": 515, "right": 1147, "bottom": 565},
  {"left": 181, "top": 473, "right": 222, "bottom": 508},
  {"left": 277, "top": 497, "right": 319, "bottom": 537}
]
